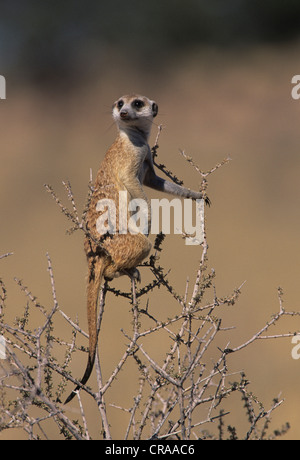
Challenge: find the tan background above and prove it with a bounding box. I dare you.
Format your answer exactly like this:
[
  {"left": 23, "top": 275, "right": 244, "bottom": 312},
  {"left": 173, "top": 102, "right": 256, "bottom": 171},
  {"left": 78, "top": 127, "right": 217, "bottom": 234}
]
[{"left": 1, "top": 44, "right": 300, "bottom": 439}]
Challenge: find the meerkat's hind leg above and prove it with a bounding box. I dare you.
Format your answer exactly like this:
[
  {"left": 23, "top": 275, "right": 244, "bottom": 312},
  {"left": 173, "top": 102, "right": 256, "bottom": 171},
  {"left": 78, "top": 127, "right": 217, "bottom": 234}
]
[
  {"left": 106, "top": 267, "right": 141, "bottom": 282},
  {"left": 103, "top": 233, "right": 151, "bottom": 282},
  {"left": 124, "top": 267, "right": 141, "bottom": 283}
]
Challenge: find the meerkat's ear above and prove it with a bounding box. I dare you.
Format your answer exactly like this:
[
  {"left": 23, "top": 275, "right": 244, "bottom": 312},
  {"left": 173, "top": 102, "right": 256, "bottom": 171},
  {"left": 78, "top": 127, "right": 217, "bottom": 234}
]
[{"left": 152, "top": 102, "right": 158, "bottom": 118}]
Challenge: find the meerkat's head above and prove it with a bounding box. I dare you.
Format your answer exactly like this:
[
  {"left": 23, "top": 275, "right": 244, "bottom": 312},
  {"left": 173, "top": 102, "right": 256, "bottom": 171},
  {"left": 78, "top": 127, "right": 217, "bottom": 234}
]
[{"left": 112, "top": 94, "right": 158, "bottom": 141}]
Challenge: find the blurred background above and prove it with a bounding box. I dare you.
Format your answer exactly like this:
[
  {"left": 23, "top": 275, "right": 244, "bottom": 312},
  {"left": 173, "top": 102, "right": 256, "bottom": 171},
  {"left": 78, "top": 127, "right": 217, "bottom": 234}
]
[{"left": 1, "top": 0, "right": 300, "bottom": 439}]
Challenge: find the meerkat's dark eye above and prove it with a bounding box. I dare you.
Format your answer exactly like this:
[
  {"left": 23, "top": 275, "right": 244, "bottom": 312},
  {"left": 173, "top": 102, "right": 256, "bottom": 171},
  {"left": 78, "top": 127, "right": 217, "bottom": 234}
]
[
  {"left": 132, "top": 99, "right": 144, "bottom": 110},
  {"left": 117, "top": 100, "right": 124, "bottom": 110},
  {"left": 152, "top": 102, "right": 158, "bottom": 118}
]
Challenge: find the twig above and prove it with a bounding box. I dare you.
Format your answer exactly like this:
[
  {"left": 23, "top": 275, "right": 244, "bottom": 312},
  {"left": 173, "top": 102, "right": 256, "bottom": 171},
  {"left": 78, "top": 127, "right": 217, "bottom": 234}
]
[{"left": 0, "top": 253, "right": 13, "bottom": 260}]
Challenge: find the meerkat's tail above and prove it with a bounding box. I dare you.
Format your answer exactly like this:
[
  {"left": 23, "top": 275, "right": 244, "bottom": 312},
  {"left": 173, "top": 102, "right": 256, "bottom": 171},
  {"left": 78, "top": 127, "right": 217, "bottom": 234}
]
[{"left": 64, "top": 258, "right": 104, "bottom": 404}]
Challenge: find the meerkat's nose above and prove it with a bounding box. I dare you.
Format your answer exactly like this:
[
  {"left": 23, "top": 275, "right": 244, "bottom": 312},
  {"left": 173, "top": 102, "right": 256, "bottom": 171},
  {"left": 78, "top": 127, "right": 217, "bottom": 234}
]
[{"left": 120, "top": 110, "right": 129, "bottom": 120}]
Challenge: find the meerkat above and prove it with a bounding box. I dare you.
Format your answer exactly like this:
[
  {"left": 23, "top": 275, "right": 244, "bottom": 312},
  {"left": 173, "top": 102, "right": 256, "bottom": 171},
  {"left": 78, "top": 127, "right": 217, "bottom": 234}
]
[{"left": 64, "top": 94, "right": 207, "bottom": 404}]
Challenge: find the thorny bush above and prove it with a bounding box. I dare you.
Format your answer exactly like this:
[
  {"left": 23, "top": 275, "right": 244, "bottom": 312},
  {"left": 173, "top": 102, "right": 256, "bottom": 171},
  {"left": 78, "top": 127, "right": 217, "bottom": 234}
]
[{"left": 0, "top": 128, "right": 299, "bottom": 440}]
